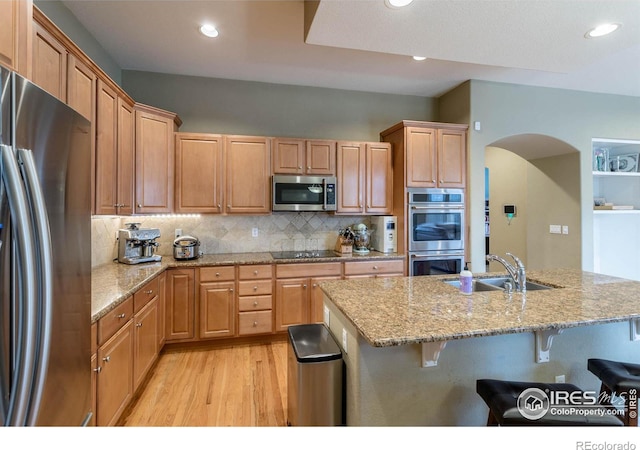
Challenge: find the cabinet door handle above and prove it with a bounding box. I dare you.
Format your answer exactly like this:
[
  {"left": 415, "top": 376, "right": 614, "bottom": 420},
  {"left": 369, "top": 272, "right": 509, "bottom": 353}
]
[
  {"left": 102, "top": 356, "right": 110, "bottom": 363},
  {"left": 116, "top": 313, "right": 126, "bottom": 319}
]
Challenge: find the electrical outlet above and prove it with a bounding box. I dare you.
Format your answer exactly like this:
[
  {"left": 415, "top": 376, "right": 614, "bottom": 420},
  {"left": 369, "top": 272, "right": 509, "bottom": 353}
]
[
  {"left": 549, "top": 224, "right": 562, "bottom": 234},
  {"left": 555, "top": 374, "right": 565, "bottom": 383},
  {"left": 562, "top": 225, "right": 569, "bottom": 235},
  {"left": 252, "top": 227, "right": 258, "bottom": 238},
  {"left": 342, "top": 328, "right": 348, "bottom": 353},
  {"left": 175, "top": 228, "right": 182, "bottom": 238}
]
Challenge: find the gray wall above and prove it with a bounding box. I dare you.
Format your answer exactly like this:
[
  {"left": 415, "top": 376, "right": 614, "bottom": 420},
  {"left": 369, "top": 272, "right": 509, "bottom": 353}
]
[
  {"left": 122, "top": 70, "right": 437, "bottom": 141},
  {"left": 35, "top": 1, "right": 122, "bottom": 84},
  {"left": 467, "top": 81, "right": 640, "bottom": 273}
]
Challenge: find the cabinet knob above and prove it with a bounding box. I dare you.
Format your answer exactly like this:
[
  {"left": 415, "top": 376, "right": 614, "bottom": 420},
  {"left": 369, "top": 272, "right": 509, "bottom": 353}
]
[
  {"left": 303, "top": 284, "right": 307, "bottom": 289},
  {"left": 253, "top": 286, "right": 258, "bottom": 291},
  {"left": 145, "top": 290, "right": 153, "bottom": 295},
  {"left": 253, "top": 301, "right": 258, "bottom": 306},
  {"left": 253, "top": 270, "right": 258, "bottom": 275},
  {"left": 431, "top": 180, "right": 435, "bottom": 183},
  {"left": 215, "top": 272, "right": 220, "bottom": 277},
  {"left": 116, "top": 313, "right": 126, "bottom": 319},
  {"left": 102, "top": 356, "right": 111, "bottom": 363},
  {"left": 307, "top": 166, "right": 311, "bottom": 170},
  {"left": 298, "top": 166, "right": 302, "bottom": 170},
  {"left": 253, "top": 321, "right": 258, "bottom": 327},
  {"left": 313, "top": 283, "right": 317, "bottom": 288},
  {"left": 93, "top": 366, "right": 102, "bottom": 373},
  {"left": 440, "top": 180, "right": 443, "bottom": 183},
  {"left": 137, "top": 203, "right": 142, "bottom": 208},
  {"left": 136, "top": 322, "right": 143, "bottom": 328},
  {"left": 229, "top": 288, "right": 234, "bottom": 292},
  {"left": 217, "top": 204, "right": 221, "bottom": 209},
  {"left": 373, "top": 265, "right": 378, "bottom": 270}
]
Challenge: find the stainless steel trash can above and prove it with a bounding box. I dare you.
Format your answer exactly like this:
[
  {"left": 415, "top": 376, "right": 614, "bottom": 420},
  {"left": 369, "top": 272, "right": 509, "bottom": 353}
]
[{"left": 287, "top": 323, "right": 343, "bottom": 426}]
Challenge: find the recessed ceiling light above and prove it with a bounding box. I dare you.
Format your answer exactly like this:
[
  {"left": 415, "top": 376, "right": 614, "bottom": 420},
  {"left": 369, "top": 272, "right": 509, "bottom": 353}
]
[
  {"left": 412, "top": 56, "right": 427, "bottom": 61},
  {"left": 585, "top": 23, "right": 621, "bottom": 38},
  {"left": 200, "top": 24, "right": 219, "bottom": 38},
  {"left": 385, "top": 0, "right": 413, "bottom": 9}
]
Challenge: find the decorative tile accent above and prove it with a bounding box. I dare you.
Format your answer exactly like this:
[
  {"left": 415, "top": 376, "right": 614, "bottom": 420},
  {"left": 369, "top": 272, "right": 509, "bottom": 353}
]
[{"left": 91, "top": 213, "right": 371, "bottom": 268}]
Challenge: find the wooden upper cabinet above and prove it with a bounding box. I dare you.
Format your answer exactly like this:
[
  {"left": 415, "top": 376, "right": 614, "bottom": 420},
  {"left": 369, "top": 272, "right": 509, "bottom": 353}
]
[
  {"left": 336, "top": 141, "right": 365, "bottom": 214},
  {"left": 437, "top": 128, "right": 466, "bottom": 188},
  {"left": 336, "top": 141, "right": 392, "bottom": 214},
  {"left": 95, "top": 79, "right": 118, "bottom": 215},
  {"left": 0, "top": 0, "right": 32, "bottom": 77},
  {"left": 405, "top": 125, "right": 466, "bottom": 189},
  {"left": 365, "top": 142, "right": 392, "bottom": 214},
  {"left": 175, "top": 133, "right": 223, "bottom": 214},
  {"left": 32, "top": 19, "right": 66, "bottom": 102},
  {"left": 272, "top": 138, "right": 336, "bottom": 175},
  {"left": 224, "top": 135, "right": 271, "bottom": 214},
  {"left": 135, "top": 104, "right": 181, "bottom": 214},
  {"left": 117, "top": 98, "right": 135, "bottom": 215}
]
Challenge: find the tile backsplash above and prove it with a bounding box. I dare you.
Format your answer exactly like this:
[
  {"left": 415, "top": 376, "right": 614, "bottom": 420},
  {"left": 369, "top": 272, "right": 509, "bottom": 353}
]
[{"left": 91, "top": 213, "right": 370, "bottom": 268}]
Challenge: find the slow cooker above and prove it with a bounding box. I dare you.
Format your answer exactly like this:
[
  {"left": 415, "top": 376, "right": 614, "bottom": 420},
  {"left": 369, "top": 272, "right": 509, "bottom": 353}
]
[{"left": 173, "top": 235, "right": 201, "bottom": 260}]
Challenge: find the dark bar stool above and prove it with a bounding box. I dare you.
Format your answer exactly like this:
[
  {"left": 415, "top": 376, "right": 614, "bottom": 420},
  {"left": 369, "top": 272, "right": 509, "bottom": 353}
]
[
  {"left": 588, "top": 358, "right": 640, "bottom": 426},
  {"left": 476, "top": 379, "right": 623, "bottom": 426}
]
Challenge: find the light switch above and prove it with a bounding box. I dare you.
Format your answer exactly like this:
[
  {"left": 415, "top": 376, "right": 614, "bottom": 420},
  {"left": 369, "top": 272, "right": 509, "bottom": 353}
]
[
  {"left": 562, "top": 225, "right": 569, "bottom": 235},
  {"left": 549, "top": 225, "right": 562, "bottom": 234}
]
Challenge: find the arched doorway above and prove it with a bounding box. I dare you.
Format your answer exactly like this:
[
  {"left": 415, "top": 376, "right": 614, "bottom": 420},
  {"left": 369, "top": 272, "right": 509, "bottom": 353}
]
[{"left": 484, "top": 134, "right": 581, "bottom": 271}]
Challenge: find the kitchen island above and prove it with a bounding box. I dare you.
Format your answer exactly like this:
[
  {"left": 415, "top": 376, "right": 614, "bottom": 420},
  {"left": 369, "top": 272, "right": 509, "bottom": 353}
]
[{"left": 319, "top": 269, "right": 640, "bottom": 426}]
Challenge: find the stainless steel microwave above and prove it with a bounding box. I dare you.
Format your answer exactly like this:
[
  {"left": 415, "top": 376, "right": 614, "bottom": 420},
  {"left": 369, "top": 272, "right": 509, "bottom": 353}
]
[{"left": 272, "top": 175, "right": 337, "bottom": 212}]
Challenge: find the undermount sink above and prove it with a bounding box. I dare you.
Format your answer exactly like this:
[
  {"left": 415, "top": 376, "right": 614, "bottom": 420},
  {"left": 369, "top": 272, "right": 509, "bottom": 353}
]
[
  {"left": 475, "top": 277, "right": 554, "bottom": 291},
  {"left": 443, "top": 277, "right": 554, "bottom": 292},
  {"left": 443, "top": 279, "right": 504, "bottom": 292}
]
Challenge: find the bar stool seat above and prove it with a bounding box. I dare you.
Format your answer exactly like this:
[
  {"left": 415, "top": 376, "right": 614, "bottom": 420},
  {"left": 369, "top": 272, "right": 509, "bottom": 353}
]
[
  {"left": 588, "top": 358, "right": 640, "bottom": 426},
  {"left": 476, "top": 379, "right": 623, "bottom": 426}
]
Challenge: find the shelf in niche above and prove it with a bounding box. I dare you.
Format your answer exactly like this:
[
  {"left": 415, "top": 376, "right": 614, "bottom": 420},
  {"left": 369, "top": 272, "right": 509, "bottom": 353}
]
[
  {"left": 593, "top": 171, "right": 640, "bottom": 177},
  {"left": 594, "top": 209, "right": 640, "bottom": 215}
]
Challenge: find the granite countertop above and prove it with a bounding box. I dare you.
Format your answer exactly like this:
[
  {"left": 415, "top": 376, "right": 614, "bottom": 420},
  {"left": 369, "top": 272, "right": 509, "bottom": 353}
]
[
  {"left": 318, "top": 268, "right": 640, "bottom": 348},
  {"left": 91, "top": 250, "right": 404, "bottom": 323}
]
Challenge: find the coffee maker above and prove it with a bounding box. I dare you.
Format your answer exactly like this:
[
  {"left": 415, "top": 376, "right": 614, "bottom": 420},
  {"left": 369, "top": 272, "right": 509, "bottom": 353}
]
[{"left": 117, "top": 223, "right": 162, "bottom": 264}]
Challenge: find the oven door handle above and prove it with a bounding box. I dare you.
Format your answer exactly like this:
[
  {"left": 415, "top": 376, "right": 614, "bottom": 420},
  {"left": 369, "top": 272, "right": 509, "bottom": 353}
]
[
  {"left": 410, "top": 205, "right": 464, "bottom": 210},
  {"left": 410, "top": 253, "right": 464, "bottom": 258}
]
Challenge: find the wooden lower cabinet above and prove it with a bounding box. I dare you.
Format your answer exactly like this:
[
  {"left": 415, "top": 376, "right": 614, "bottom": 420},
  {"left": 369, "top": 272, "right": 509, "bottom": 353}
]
[
  {"left": 165, "top": 268, "right": 195, "bottom": 342},
  {"left": 200, "top": 280, "right": 236, "bottom": 338},
  {"left": 96, "top": 319, "right": 134, "bottom": 426},
  {"left": 238, "top": 264, "right": 273, "bottom": 336},
  {"left": 133, "top": 297, "right": 159, "bottom": 391},
  {"left": 275, "top": 262, "right": 341, "bottom": 331},
  {"left": 343, "top": 259, "right": 405, "bottom": 279}
]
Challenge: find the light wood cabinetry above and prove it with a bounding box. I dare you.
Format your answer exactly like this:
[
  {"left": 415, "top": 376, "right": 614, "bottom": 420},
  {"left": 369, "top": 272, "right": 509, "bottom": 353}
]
[
  {"left": 90, "top": 322, "right": 97, "bottom": 426},
  {"left": 199, "top": 266, "right": 236, "bottom": 339},
  {"left": 165, "top": 268, "right": 196, "bottom": 342},
  {"left": 175, "top": 133, "right": 223, "bottom": 213},
  {"left": 343, "top": 259, "right": 405, "bottom": 279},
  {"left": 272, "top": 138, "right": 336, "bottom": 175},
  {"left": 0, "top": 0, "right": 32, "bottom": 77},
  {"left": 224, "top": 135, "right": 271, "bottom": 214},
  {"left": 132, "top": 277, "right": 160, "bottom": 390},
  {"left": 275, "top": 262, "right": 341, "bottom": 331},
  {"left": 336, "top": 141, "right": 392, "bottom": 214},
  {"left": 157, "top": 271, "right": 166, "bottom": 348},
  {"left": 135, "top": 103, "right": 181, "bottom": 214},
  {"left": 95, "top": 296, "right": 134, "bottom": 427},
  {"left": 238, "top": 264, "right": 274, "bottom": 336},
  {"left": 95, "top": 79, "right": 135, "bottom": 215},
  {"left": 31, "top": 17, "right": 66, "bottom": 101}
]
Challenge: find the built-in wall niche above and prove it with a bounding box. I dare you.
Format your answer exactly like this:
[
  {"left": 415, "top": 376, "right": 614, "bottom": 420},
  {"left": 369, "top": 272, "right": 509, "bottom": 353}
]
[{"left": 592, "top": 138, "right": 640, "bottom": 211}]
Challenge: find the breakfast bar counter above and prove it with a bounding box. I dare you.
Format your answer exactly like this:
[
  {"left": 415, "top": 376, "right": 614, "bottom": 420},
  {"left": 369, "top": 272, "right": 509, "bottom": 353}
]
[{"left": 319, "top": 269, "right": 640, "bottom": 426}]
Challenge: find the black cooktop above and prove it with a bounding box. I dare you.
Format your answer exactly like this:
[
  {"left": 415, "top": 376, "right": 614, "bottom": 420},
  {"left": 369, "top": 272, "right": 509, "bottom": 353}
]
[{"left": 270, "top": 250, "right": 338, "bottom": 260}]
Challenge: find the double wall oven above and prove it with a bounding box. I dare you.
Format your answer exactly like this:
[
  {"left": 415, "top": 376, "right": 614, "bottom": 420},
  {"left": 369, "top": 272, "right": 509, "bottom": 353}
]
[{"left": 408, "top": 188, "right": 465, "bottom": 276}]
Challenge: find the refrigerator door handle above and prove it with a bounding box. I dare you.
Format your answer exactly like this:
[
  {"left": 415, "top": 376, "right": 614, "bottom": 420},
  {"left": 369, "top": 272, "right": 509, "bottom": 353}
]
[
  {"left": 0, "top": 145, "right": 38, "bottom": 426},
  {"left": 17, "top": 149, "right": 53, "bottom": 426}
]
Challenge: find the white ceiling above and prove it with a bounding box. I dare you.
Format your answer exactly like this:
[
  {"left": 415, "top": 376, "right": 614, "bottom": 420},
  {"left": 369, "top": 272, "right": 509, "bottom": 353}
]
[{"left": 60, "top": 0, "right": 640, "bottom": 98}]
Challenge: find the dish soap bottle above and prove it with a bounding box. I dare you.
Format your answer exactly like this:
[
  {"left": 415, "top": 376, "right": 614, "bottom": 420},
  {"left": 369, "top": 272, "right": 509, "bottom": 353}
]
[{"left": 459, "top": 262, "right": 472, "bottom": 295}]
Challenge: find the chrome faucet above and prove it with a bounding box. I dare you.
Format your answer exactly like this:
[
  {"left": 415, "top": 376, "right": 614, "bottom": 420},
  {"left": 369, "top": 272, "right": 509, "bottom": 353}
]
[{"left": 486, "top": 253, "right": 527, "bottom": 292}]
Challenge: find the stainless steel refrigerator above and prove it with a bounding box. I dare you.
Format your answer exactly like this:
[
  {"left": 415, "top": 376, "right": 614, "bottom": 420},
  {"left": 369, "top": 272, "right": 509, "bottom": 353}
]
[{"left": 0, "top": 64, "right": 92, "bottom": 426}]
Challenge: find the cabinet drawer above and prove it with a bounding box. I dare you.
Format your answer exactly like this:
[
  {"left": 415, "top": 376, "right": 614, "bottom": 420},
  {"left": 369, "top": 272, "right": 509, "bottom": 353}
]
[
  {"left": 276, "top": 262, "right": 341, "bottom": 278},
  {"left": 238, "top": 295, "right": 272, "bottom": 312},
  {"left": 133, "top": 276, "right": 159, "bottom": 313},
  {"left": 200, "top": 266, "right": 235, "bottom": 282},
  {"left": 98, "top": 296, "right": 134, "bottom": 346},
  {"left": 238, "top": 264, "right": 273, "bottom": 280},
  {"left": 239, "top": 311, "right": 273, "bottom": 335},
  {"left": 343, "top": 259, "right": 404, "bottom": 276},
  {"left": 238, "top": 279, "right": 272, "bottom": 296}
]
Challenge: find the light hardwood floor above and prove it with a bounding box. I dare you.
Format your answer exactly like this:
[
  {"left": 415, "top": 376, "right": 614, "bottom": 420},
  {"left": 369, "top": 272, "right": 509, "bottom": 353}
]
[{"left": 119, "top": 338, "right": 289, "bottom": 426}]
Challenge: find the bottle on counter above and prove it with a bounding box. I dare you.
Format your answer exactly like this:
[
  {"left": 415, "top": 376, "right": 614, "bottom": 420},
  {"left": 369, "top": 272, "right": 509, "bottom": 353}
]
[{"left": 459, "top": 262, "right": 473, "bottom": 295}]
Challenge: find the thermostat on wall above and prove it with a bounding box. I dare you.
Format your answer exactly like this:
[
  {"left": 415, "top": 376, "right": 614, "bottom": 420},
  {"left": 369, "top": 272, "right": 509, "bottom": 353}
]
[{"left": 503, "top": 205, "right": 516, "bottom": 216}]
